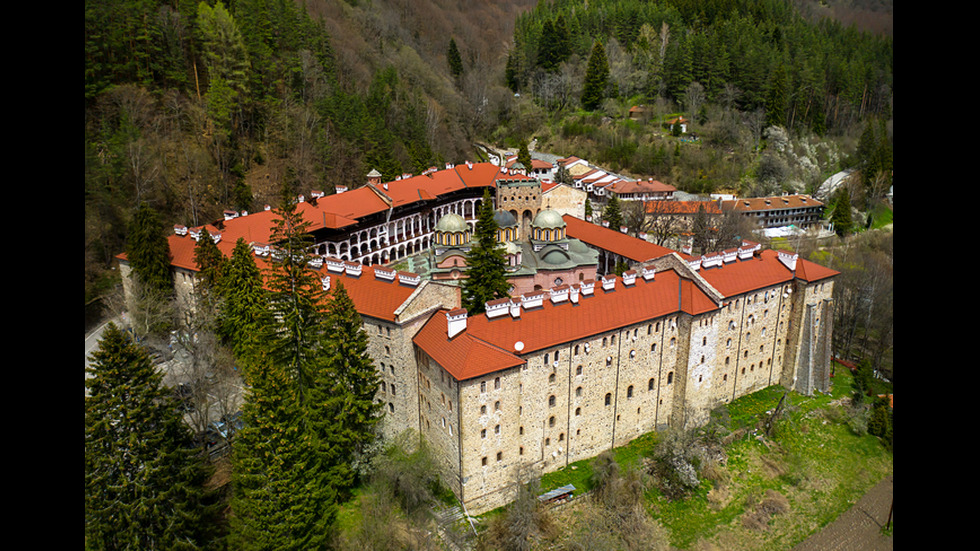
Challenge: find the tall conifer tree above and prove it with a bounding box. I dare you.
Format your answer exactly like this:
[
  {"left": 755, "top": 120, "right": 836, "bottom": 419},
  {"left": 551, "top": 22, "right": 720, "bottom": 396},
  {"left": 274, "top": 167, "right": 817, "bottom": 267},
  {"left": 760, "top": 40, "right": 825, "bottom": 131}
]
[
  {"left": 581, "top": 40, "right": 610, "bottom": 111},
  {"left": 264, "top": 185, "right": 326, "bottom": 404},
  {"left": 517, "top": 139, "right": 533, "bottom": 174},
  {"left": 447, "top": 37, "right": 463, "bottom": 80},
  {"left": 219, "top": 237, "right": 268, "bottom": 363},
  {"left": 127, "top": 202, "right": 173, "bottom": 297},
  {"left": 314, "top": 281, "right": 382, "bottom": 497},
  {"left": 230, "top": 188, "right": 338, "bottom": 549},
  {"left": 193, "top": 229, "right": 227, "bottom": 298},
  {"left": 229, "top": 352, "right": 336, "bottom": 550},
  {"left": 85, "top": 323, "right": 217, "bottom": 550},
  {"left": 602, "top": 195, "right": 624, "bottom": 232},
  {"left": 461, "top": 189, "right": 511, "bottom": 314}
]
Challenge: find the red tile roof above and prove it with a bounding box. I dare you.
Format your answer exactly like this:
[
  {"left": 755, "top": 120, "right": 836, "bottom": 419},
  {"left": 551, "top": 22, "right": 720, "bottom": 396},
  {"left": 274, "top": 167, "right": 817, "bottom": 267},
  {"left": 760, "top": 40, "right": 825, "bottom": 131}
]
[
  {"left": 413, "top": 317, "right": 527, "bottom": 380},
  {"left": 720, "top": 195, "right": 824, "bottom": 212},
  {"left": 607, "top": 179, "right": 676, "bottom": 195},
  {"left": 695, "top": 249, "right": 838, "bottom": 297},
  {"left": 155, "top": 162, "right": 533, "bottom": 272},
  {"left": 256, "top": 258, "right": 420, "bottom": 322},
  {"left": 793, "top": 256, "right": 840, "bottom": 283},
  {"left": 413, "top": 269, "right": 718, "bottom": 380},
  {"left": 562, "top": 214, "right": 681, "bottom": 263},
  {"left": 645, "top": 201, "right": 722, "bottom": 215}
]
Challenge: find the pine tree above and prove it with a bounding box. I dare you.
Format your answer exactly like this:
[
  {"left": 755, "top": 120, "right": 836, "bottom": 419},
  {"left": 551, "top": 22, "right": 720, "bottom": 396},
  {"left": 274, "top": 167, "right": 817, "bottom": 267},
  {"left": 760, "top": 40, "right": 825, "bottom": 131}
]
[
  {"left": 553, "top": 15, "right": 571, "bottom": 66},
  {"left": 830, "top": 187, "right": 853, "bottom": 237},
  {"left": 229, "top": 354, "right": 336, "bottom": 551},
  {"left": 230, "top": 190, "right": 341, "bottom": 549},
  {"left": 127, "top": 202, "right": 173, "bottom": 297},
  {"left": 219, "top": 237, "right": 269, "bottom": 363},
  {"left": 538, "top": 19, "right": 558, "bottom": 71},
  {"left": 581, "top": 40, "right": 610, "bottom": 111},
  {"left": 603, "top": 195, "right": 624, "bottom": 232},
  {"left": 765, "top": 64, "right": 789, "bottom": 128},
  {"left": 461, "top": 189, "right": 511, "bottom": 314},
  {"left": 264, "top": 185, "right": 327, "bottom": 404},
  {"left": 447, "top": 37, "right": 463, "bottom": 80},
  {"left": 85, "top": 323, "right": 217, "bottom": 550},
  {"left": 314, "top": 280, "right": 383, "bottom": 498},
  {"left": 193, "top": 229, "right": 227, "bottom": 298},
  {"left": 517, "top": 139, "right": 533, "bottom": 174}
]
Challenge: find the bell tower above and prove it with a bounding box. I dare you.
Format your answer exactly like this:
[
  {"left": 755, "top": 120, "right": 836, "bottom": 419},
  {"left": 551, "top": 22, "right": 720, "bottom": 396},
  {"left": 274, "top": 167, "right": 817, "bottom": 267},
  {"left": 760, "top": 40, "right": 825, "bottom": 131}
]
[{"left": 495, "top": 177, "right": 542, "bottom": 241}]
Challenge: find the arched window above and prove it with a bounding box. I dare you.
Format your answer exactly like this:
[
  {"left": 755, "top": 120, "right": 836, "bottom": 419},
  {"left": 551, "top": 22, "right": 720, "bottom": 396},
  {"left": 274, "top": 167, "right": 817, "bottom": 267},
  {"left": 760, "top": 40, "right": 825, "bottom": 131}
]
[
  {"left": 548, "top": 395, "right": 556, "bottom": 407},
  {"left": 627, "top": 385, "right": 634, "bottom": 398},
  {"left": 667, "top": 372, "right": 673, "bottom": 384},
  {"left": 605, "top": 393, "right": 612, "bottom": 406},
  {"left": 549, "top": 415, "right": 556, "bottom": 427},
  {"left": 648, "top": 378, "right": 655, "bottom": 391}
]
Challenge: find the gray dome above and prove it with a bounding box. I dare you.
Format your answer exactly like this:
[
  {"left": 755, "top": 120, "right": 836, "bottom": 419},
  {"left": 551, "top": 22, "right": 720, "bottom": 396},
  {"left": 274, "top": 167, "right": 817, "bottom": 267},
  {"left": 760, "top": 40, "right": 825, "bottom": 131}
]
[
  {"left": 531, "top": 209, "right": 566, "bottom": 229},
  {"left": 493, "top": 209, "right": 518, "bottom": 228},
  {"left": 542, "top": 248, "right": 571, "bottom": 265},
  {"left": 435, "top": 213, "right": 468, "bottom": 233}
]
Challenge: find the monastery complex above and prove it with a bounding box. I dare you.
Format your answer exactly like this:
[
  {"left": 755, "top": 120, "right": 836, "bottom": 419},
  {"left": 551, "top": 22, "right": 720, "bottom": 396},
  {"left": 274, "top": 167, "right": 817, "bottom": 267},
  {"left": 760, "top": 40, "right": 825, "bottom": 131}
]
[{"left": 119, "top": 161, "right": 839, "bottom": 515}]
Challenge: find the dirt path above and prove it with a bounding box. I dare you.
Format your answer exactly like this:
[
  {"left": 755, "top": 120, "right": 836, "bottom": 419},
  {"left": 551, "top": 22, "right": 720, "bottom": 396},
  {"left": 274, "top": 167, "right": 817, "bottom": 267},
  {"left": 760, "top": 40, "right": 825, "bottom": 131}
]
[{"left": 792, "top": 474, "right": 893, "bottom": 551}]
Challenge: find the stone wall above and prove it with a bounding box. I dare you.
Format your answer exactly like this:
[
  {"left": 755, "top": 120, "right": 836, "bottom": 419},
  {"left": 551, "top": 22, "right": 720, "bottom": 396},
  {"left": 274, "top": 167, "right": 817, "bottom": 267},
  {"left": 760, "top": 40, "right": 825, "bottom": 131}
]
[{"left": 431, "top": 276, "right": 835, "bottom": 515}]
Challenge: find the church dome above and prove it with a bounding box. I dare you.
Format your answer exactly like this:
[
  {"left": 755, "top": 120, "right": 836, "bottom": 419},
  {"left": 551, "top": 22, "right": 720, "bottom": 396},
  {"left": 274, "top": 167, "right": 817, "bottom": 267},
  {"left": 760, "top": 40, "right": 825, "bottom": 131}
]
[
  {"left": 493, "top": 209, "right": 518, "bottom": 228},
  {"left": 531, "top": 209, "right": 566, "bottom": 230},
  {"left": 435, "top": 213, "right": 468, "bottom": 233},
  {"left": 542, "top": 248, "right": 571, "bottom": 265}
]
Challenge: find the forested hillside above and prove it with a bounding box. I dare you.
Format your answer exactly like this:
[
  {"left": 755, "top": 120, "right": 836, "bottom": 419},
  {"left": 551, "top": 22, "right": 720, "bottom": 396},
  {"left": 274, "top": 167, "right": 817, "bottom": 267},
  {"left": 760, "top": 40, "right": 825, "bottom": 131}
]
[{"left": 84, "top": 0, "right": 892, "bottom": 316}]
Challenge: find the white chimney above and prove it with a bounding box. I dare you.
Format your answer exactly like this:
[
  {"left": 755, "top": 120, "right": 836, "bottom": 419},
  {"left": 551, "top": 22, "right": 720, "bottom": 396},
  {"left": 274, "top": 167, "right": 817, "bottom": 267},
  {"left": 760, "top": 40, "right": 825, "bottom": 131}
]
[
  {"left": 642, "top": 265, "right": 656, "bottom": 281},
  {"left": 335, "top": 185, "right": 347, "bottom": 194},
  {"left": 509, "top": 299, "right": 522, "bottom": 318},
  {"left": 344, "top": 261, "right": 362, "bottom": 277},
  {"left": 447, "top": 308, "right": 468, "bottom": 339},
  {"left": 485, "top": 298, "right": 511, "bottom": 319},
  {"left": 374, "top": 266, "right": 395, "bottom": 281},
  {"left": 622, "top": 270, "right": 636, "bottom": 286},
  {"left": 580, "top": 280, "right": 595, "bottom": 296},
  {"left": 321, "top": 275, "right": 331, "bottom": 291},
  {"left": 520, "top": 291, "right": 544, "bottom": 310},
  {"left": 569, "top": 284, "right": 580, "bottom": 304},
  {"left": 397, "top": 271, "right": 421, "bottom": 286},
  {"left": 777, "top": 251, "right": 798, "bottom": 272},
  {"left": 325, "top": 257, "right": 345, "bottom": 273},
  {"left": 601, "top": 274, "right": 616, "bottom": 291},
  {"left": 550, "top": 285, "right": 569, "bottom": 304}
]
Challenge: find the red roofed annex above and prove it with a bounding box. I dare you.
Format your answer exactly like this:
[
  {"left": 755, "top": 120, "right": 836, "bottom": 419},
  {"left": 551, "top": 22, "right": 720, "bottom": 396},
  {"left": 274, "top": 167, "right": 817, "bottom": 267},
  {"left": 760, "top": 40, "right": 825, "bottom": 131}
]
[{"left": 116, "top": 161, "right": 839, "bottom": 515}]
